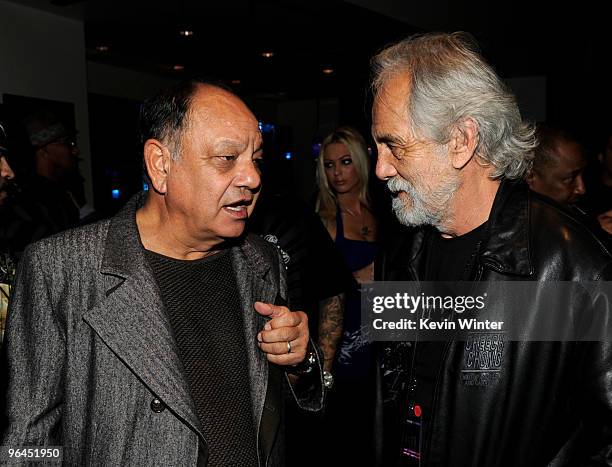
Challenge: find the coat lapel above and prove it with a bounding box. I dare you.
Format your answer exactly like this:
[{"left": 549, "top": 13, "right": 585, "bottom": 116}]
[
  {"left": 82, "top": 194, "right": 204, "bottom": 441},
  {"left": 231, "top": 238, "right": 280, "bottom": 459},
  {"left": 231, "top": 239, "right": 275, "bottom": 423},
  {"left": 81, "top": 193, "right": 283, "bottom": 460}
]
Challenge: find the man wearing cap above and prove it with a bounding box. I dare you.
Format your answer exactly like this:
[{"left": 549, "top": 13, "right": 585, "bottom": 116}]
[
  {"left": 23, "top": 110, "right": 81, "bottom": 231},
  {"left": 1, "top": 80, "right": 323, "bottom": 466}
]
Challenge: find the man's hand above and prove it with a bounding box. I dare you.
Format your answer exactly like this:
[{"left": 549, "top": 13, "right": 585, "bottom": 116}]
[{"left": 255, "top": 302, "right": 309, "bottom": 366}]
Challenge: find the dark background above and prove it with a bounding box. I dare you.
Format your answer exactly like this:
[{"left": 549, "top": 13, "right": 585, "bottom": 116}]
[{"left": 3, "top": 0, "right": 611, "bottom": 215}]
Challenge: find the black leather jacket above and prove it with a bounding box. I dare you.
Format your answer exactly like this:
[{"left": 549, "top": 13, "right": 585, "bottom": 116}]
[{"left": 375, "top": 181, "right": 612, "bottom": 466}]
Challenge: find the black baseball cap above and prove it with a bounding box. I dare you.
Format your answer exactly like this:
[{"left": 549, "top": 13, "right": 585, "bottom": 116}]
[{"left": 24, "top": 110, "right": 77, "bottom": 148}]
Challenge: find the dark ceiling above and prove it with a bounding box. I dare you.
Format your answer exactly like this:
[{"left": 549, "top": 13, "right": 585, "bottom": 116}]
[
  {"left": 83, "top": 0, "right": 420, "bottom": 100},
  {"left": 18, "top": 0, "right": 612, "bottom": 133}
]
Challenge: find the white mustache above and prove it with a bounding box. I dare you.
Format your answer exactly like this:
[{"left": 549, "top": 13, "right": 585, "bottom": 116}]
[
  {"left": 385, "top": 173, "right": 459, "bottom": 228},
  {"left": 387, "top": 176, "right": 414, "bottom": 194}
]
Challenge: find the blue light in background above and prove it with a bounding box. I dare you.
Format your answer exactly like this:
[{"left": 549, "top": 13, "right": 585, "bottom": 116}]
[
  {"left": 284, "top": 152, "right": 292, "bottom": 160},
  {"left": 143, "top": 182, "right": 149, "bottom": 191},
  {"left": 111, "top": 189, "right": 120, "bottom": 200},
  {"left": 258, "top": 121, "right": 275, "bottom": 134}
]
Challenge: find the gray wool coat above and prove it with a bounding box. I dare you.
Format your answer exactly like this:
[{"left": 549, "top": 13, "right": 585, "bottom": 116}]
[{"left": 0, "top": 193, "right": 323, "bottom": 466}]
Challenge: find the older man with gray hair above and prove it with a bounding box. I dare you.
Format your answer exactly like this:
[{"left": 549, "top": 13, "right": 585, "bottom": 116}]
[
  {"left": 372, "top": 32, "right": 612, "bottom": 465},
  {"left": 1, "top": 80, "right": 322, "bottom": 466}
]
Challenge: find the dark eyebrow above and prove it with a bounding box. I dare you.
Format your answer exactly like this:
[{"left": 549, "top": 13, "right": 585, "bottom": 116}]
[{"left": 253, "top": 145, "right": 263, "bottom": 155}]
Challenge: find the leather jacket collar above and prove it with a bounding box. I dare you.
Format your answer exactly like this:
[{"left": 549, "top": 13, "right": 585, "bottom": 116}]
[
  {"left": 480, "top": 180, "right": 534, "bottom": 277},
  {"left": 385, "top": 180, "right": 535, "bottom": 280}
]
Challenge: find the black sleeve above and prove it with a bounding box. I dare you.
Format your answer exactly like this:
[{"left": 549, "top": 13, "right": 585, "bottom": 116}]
[{"left": 301, "top": 210, "right": 354, "bottom": 302}]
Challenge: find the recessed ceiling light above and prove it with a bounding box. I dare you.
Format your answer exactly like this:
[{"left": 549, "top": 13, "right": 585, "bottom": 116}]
[
  {"left": 173, "top": 64, "right": 185, "bottom": 71},
  {"left": 322, "top": 68, "right": 334, "bottom": 75},
  {"left": 261, "top": 51, "right": 274, "bottom": 58},
  {"left": 96, "top": 45, "right": 109, "bottom": 52},
  {"left": 179, "top": 30, "right": 194, "bottom": 37}
]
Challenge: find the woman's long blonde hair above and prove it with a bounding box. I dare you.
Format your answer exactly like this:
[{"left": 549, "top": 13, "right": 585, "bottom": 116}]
[{"left": 316, "top": 126, "right": 372, "bottom": 218}]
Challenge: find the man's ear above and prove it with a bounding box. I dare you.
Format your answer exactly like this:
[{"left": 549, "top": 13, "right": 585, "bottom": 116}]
[
  {"left": 449, "top": 118, "right": 479, "bottom": 170},
  {"left": 143, "top": 139, "right": 171, "bottom": 194}
]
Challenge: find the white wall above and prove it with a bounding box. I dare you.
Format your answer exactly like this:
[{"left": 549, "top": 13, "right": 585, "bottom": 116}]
[{"left": 0, "top": 0, "right": 93, "bottom": 204}]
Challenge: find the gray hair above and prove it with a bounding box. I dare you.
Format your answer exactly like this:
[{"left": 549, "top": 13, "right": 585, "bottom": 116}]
[
  {"left": 371, "top": 32, "right": 536, "bottom": 179},
  {"left": 139, "top": 79, "right": 237, "bottom": 161}
]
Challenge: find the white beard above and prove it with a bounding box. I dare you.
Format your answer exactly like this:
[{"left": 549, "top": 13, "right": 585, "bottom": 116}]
[{"left": 387, "top": 171, "right": 460, "bottom": 228}]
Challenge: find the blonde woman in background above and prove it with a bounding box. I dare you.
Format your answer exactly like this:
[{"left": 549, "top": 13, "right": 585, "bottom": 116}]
[
  {"left": 316, "top": 126, "right": 379, "bottom": 465},
  {"left": 317, "top": 126, "right": 378, "bottom": 282}
]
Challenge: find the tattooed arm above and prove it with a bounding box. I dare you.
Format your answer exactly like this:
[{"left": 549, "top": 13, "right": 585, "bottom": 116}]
[{"left": 318, "top": 293, "right": 344, "bottom": 372}]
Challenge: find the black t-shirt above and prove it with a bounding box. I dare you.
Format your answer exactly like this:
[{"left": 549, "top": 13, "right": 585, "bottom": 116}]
[
  {"left": 408, "top": 221, "right": 488, "bottom": 449},
  {"left": 425, "top": 222, "right": 488, "bottom": 281},
  {"left": 146, "top": 249, "right": 258, "bottom": 467}
]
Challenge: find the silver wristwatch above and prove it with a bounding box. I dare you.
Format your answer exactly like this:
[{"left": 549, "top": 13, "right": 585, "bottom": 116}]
[
  {"left": 287, "top": 350, "right": 317, "bottom": 375},
  {"left": 323, "top": 370, "right": 334, "bottom": 389}
]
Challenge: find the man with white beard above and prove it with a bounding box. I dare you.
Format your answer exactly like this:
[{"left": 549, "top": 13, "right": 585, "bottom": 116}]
[{"left": 371, "top": 32, "right": 612, "bottom": 466}]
